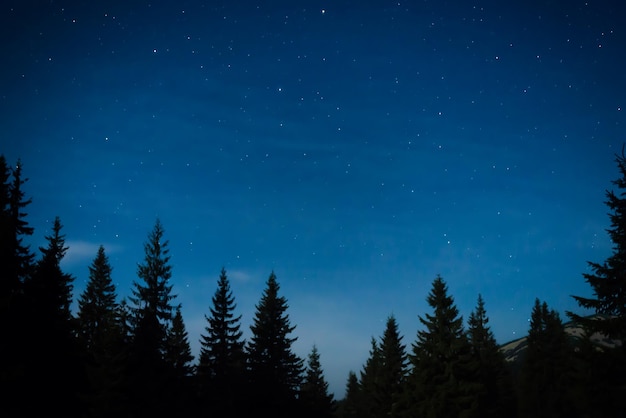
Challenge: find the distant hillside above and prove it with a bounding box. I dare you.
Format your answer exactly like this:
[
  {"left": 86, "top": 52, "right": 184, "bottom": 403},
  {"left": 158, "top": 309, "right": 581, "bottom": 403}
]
[{"left": 499, "top": 315, "right": 622, "bottom": 364}]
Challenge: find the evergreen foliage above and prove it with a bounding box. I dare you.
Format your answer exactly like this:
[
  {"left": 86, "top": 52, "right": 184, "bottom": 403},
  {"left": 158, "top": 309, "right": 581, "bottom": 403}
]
[
  {"left": 77, "top": 245, "right": 119, "bottom": 354},
  {"left": 519, "top": 299, "right": 573, "bottom": 418},
  {"left": 165, "top": 305, "right": 196, "bottom": 416},
  {"left": 76, "top": 245, "right": 128, "bottom": 418},
  {"left": 128, "top": 218, "right": 175, "bottom": 359},
  {"left": 569, "top": 148, "right": 626, "bottom": 341},
  {"left": 379, "top": 315, "right": 409, "bottom": 418},
  {"left": 567, "top": 324, "right": 622, "bottom": 416},
  {"left": 300, "top": 345, "right": 336, "bottom": 418},
  {"left": 357, "top": 337, "right": 382, "bottom": 418},
  {"left": 0, "top": 156, "right": 35, "bottom": 417},
  {"left": 127, "top": 218, "right": 177, "bottom": 417},
  {"left": 116, "top": 298, "right": 134, "bottom": 346},
  {"left": 353, "top": 316, "right": 408, "bottom": 418},
  {"left": 0, "top": 156, "right": 11, "bottom": 296},
  {"left": 0, "top": 157, "right": 34, "bottom": 304},
  {"left": 7, "top": 160, "right": 34, "bottom": 282},
  {"left": 197, "top": 267, "right": 247, "bottom": 417},
  {"left": 246, "top": 271, "right": 304, "bottom": 417},
  {"left": 27, "top": 216, "right": 74, "bottom": 325},
  {"left": 337, "top": 371, "right": 360, "bottom": 418},
  {"left": 165, "top": 304, "right": 195, "bottom": 377},
  {"left": 22, "top": 216, "right": 85, "bottom": 417},
  {"left": 403, "top": 275, "right": 480, "bottom": 418},
  {"left": 467, "top": 294, "right": 516, "bottom": 418},
  {"left": 567, "top": 148, "right": 626, "bottom": 416},
  {"left": 4, "top": 152, "right": 626, "bottom": 417}
]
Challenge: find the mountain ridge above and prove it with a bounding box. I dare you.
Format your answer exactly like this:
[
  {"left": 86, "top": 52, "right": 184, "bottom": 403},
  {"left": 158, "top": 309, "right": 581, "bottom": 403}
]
[{"left": 499, "top": 314, "right": 622, "bottom": 363}]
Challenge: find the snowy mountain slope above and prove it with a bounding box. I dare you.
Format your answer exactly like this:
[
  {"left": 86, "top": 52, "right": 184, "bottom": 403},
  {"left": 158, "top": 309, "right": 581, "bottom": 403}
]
[{"left": 499, "top": 315, "right": 622, "bottom": 363}]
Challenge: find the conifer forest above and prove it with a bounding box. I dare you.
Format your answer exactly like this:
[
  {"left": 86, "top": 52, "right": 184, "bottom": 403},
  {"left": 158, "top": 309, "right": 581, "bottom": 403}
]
[{"left": 1, "top": 149, "right": 625, "bottom": 418}]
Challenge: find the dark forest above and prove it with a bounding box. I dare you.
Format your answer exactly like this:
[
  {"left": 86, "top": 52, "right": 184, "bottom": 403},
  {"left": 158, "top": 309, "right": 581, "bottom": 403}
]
[{"left": 1, "top": 150, "right": 625, "bottom": 418}]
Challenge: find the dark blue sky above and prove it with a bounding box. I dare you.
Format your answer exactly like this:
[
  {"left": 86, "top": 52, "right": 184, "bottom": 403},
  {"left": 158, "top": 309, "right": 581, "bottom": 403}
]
[{"left": 1, "top": 0, "right": 624, "bottom": 397}]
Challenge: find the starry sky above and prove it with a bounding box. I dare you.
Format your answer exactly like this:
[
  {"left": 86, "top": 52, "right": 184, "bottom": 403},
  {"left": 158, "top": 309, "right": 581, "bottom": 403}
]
[{"left": 1, "top": 0, "right": 624, "bottom": 397}]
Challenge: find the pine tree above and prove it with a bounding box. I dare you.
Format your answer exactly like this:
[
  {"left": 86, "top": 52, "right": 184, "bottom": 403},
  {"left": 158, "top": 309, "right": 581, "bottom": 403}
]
[
  {"left": 7, "top": 159, "right": 34, "bottom": 285},
  {"left": 76, "top": 245, "right": 129, "bottom": 418},
  {"left": 21, "top": 217, "right": 84, "bottom": 417},
  {"left": 380, "top": 315, "right": 409, "bottom": 418},
  {"left": 246, "top": 271, "right": 304, "bottom": 417},
  {"left": 568, "top": 323, "right": 623, "bottom": 416},
  {"left": 467, "top": 294, "right": 516, "bottom": 418},
  {"left": 337, "top": 371, "right": 360, "bottom": 418},
  {"left": 129, "top": 218, "right": 175, "bottom": 359},
  {"left": 0, "top": 156, "right": 35, "bottom": 418},
  {"left": 197, "top": 267, "right": 247, "bottom": 417},
  {"left": 358, "top": 316, "right": 409, "bottom": 418},
  {"left": 27, "top": 216, "right": 74, "bottom": 325},
  {"left": 300, "top": 345, "right": 335, "bottom": 418},
  {"left": 165, "top": 304, "right": 194, "bottom": 377},
  {"left": 77, "top": 245, "right": 119, "bottom": 354},
  {"left": 403, "top": 275, "right": 480, "bottom": 418},
  {"left": 127, "top": 218, "right": 177, "bottom": 417},
  {"left": 567, "top": 147, "right": 626, "bottom": 416},
  {"left": 357, "top": 337, "right": 382, "bottom": 418},
  {"left": 356, "top": 316, "right": 409, "bottom": 418},
  {"left": 569, "top": 148, "right": 626, "bottom": 341},
  {"left": 165, "top": 305, "right": 196, "bottom": 416},
  {"left": 519, "top": 299, "right": 573, "bottom": 418},
  {"left": 0, "top": 157, "right": 34, "bottom": 304}
]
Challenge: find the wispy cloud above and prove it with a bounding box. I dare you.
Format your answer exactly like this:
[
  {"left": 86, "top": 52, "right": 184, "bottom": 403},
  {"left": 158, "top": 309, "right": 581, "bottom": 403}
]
[
  {"left": 228, "top": 269, "right": 255, "bottom": 283},
  {"left": 62, "top": 240, "right": 123, "bottom": 268}
]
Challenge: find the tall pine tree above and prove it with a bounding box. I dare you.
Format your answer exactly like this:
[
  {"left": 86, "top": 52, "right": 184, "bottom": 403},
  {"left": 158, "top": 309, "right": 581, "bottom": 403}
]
[
  {"left": 0, "top": 156, "right": 35, "bottom": 418},
  {"left": 376, "top": 315, "right": 409, "bottom": 418},
  {"left": 165, "top": 304, "right": 194, "bottom": 378},
  {"left": 27, "top": 216, "right": 74, "bottom": 327},
  {"left": 165, "top": 304, "right": 196, "bottom": 416},
  {"left": 337, "top": 371, "right": 360, "bottom": 418},
  {"left": 466, "top": 294, "right": 515, "bottom": 418},
  {"left": 21, "top": 217, "right": 84, "bottom": 417},
  {"left": 76, "top": 245, "right": 128, "bottom": 418},
  {"left": 198, "top": 267, "right": 247, "bottom": 417},
  {"left": 569, "top": 148, "right": 626, "bottom": 340},
  {"left": 519, "top": 299, "right": 573, "bottom": 418},
  {"left": 300, "top": 345, "right": 335, "bottom": 418},
  {"left": 402, "top": 275, "right": 480, "bottom": 418},
  {"left": 7, "top": 159, "right": 34, "bottom": 286},
  {"left": 0, "top": 157, "right": 34, "bottom": 302},
  {"left": 246, "top": 271, "right": 304, "bottom": 417},
  {"left": 77, "top": 245, "right": 119, "bottom": 355},
  {"left": 129, "top": 218, "right": 175, "bottom": 359},
  {"left": 358, "top": 337, "right": 382, "bottom": 418},
  {"left": 356, "top": 316, "right": 409, "bottom": 418},
  {"left": 567, "top": 148, "right": 626, "bottom": 416},
  {"left": 127, "top": 218, "right": 177, "bottom": 417}
]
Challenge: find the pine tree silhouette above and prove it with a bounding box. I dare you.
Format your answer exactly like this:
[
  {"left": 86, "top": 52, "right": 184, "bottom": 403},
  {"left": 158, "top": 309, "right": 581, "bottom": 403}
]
[
  {"left": 300, "top": 345, "right": 335, "bottom": 418},
  {"left": 467, "top": 294, "right": 516, "bottom": 418},
  {"left": 403, "top": 275, "right": 480, "bottom": 418},
  {"left": 127, "top": 219, "right": 177, "bottom": 417},
  {"left": 23, "top": 217, "right": 84, "bottom": 417},
  {"left": 246, "top": 271, "right": 304, "bottom": 417},
  {"left": 76, "top": 245, "right": 128, "bottom": 418},
  {"left": 198, "top": 267, "right": 247, "bottom": 417}
]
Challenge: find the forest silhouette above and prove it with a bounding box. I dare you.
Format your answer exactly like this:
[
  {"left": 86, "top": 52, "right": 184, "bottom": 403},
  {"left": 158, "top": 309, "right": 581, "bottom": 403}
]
[{"left": 1, "top": 151, "right": 625, "bottom": 418}]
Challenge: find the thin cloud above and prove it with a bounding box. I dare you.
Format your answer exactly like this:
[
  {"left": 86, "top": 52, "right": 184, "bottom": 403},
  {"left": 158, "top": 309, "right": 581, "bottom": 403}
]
[
  {"left": 228, "top": 269, "right": 255, "bottom": 283},
  {"left": 62, "top": 240, "right": 122, "bottom": 267}
]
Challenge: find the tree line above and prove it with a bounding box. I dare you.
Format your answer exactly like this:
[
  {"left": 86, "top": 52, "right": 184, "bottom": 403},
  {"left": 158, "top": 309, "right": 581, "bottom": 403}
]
[{"left": 1, "top": 150, "right": 625, "bottom": 417}]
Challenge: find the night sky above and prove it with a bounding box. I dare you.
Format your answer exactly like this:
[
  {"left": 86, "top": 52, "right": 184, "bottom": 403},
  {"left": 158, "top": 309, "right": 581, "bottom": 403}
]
[{"left": 1, "top": 0, "right": 624, "bottom": 397}]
